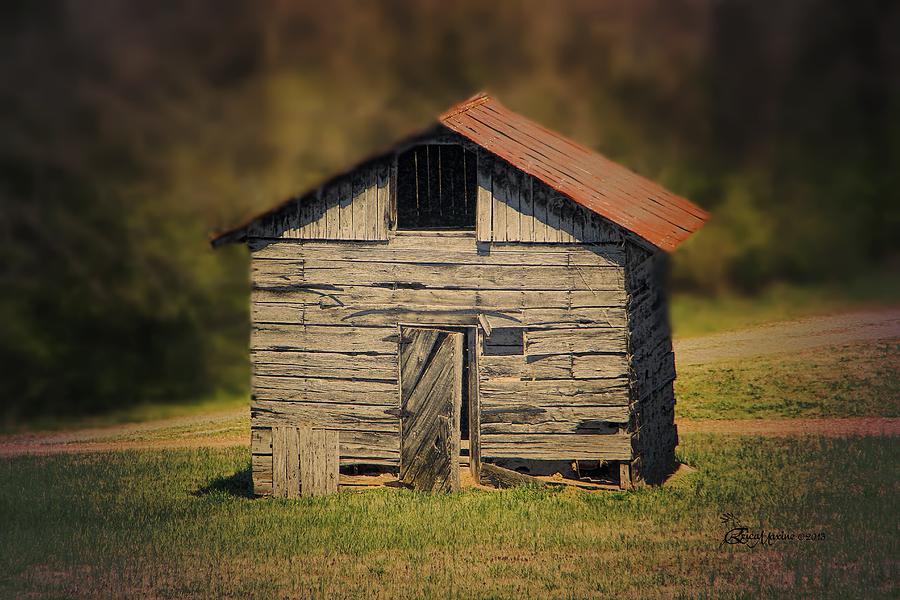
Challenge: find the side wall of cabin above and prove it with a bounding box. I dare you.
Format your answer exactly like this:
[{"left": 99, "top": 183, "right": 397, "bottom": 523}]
[
  {"left": 625, "top": 242, "right": 678, "bottom": 485},
  {"left": 245, "top": 144, "right": 639, "bottom": 494}
]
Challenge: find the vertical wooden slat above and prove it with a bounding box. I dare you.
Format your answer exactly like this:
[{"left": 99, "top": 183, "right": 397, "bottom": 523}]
[
  {"left": 272, "top": 426, "right": 288, "bottom": 497},
  {"left": 339, "top": 179, "right": 353, "bottom": 239},
  {"left": 307, "top": 189, "right": 321, "bottom": 239},
  {"left": 365, "top": 169, "right": 378, "bottom": 241},
  {"left": 285, "top": 426, "right": 301, "bottom": 498},
  {"left": 389, "top": 158, "right": 398, "bottom": 231},
  {"left": 297, "top": 425, "right": 315, "bottom": 496},
  {"left": 309, "top": 195, "right": 320, "bottom": 239},
  {"left": 505, "top": 166, "right": 521, "bottom": 241},
  {"left": 352, "top": 172, "right": 367, "bottom": 241},
  {"left": 468, "top": 330, "right": 481, "bottom": 481},
  {"left": 297, "top": 196, "right": 314, "bottom": 240},
  {"left": 451, "top": 331, "right": 462, "bottom": 491},
  {"left": 295, "top": 199, "right": 307, "bottom": 239},
  {"left": 532, "top": 180, "right": 549, "bottom": 242},
  {"left": 619, "top": 462, "right": 633, "bottom": 490},
  {"left": 519, "top": 175, "right": 534, "bottom": 242},
  {"left": 557, "top": 192, "right": 575, "bottom": 242},
  {"left": 324, "top": 430, "right": 340, "bottom": 494},
  {"left": 378, "top": 161, "right": 390, "bottom": 240},
  {"left": 545, "top": 190, "right": 560, "bottom": 242},
  {"left": 312, "top": 428, "right": 326, "bottom": 496},
  {"left": 585, "top": 212, "right": 603, "bottom": 243},
  {"left": 324, "top": 184, "right": 340, "bottom": 238},
  {"left": 476, "top": 151, "right": 492, "bottom": 242},
  {"left": 572, "top": 205, "right": 585, "bottom": 242},
  {"left": 491, "top": 158, "right": 507, "bottom": 242}
]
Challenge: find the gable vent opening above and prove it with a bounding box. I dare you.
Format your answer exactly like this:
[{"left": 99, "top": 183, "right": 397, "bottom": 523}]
[{"left": 396, "top": 144, "right": 477, "bottom": 230}]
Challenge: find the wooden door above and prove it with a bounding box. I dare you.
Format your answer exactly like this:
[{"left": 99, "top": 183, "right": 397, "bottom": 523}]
[{"left": 399, "top": 327, "right": 463, "bottom": 492}]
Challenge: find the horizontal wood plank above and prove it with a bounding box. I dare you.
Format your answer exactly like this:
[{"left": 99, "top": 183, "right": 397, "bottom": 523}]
[
  {"left": 526, "top": 328, "right": 627, "bottom": 355},
  {"left": 251, "top": 324, "right": 397, "bottom": 354},
  {"left": 249, "top": 239, "right": 624, "bottom": 267},
  {"left": 254, "top": 301, "right": 524, "bottom": 328},
  {"left": 252, "top": 350, "right": 397, "bottom": 380},
  {"left": 251, "top": 400, "right": 399, "bottom": 431},
  {"left": 480, "top": 377, "right": 629, "bottom": 406},
  {"left": 253, "top": 258, "right": 623, "bottom": 292},
  {"left": 253, "top": 288, "right": 626, "bottom": 310},
  {"left": 480, "top": 432, "right": 632, "bottom": 461},
  {"left": 480, "top": 403, "right": 629, "bottom": 433},
  {"left": 252, "top": 375, "right": 398, "bottom": 404}
]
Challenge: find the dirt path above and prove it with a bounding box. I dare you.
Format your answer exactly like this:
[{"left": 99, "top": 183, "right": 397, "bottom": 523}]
[
  {"left": 2, "top": 308, "right": 898, "bottom": 457},
  {"left": 674, "top": 308, "right": 900, "bottom": 366},
  {"left": 678, "top": 417, "right": 900, "bottom": 437},
  {"left": 0, "top": 409, "right": 247, "bottom": 457},
  {"left": 2, "top": 417, "right": 897, "bottom": 457}
]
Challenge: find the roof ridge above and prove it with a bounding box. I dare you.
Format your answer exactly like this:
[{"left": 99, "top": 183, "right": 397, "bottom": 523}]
[{"left": 439, "top": 91, "right": 491, "bottom": 121}]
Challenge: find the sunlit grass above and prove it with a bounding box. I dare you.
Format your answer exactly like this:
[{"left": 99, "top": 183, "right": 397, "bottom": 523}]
[
  {"left": 0, "top": 435, "right": 895, "bottom": 598},
  {"left": 671, "top": 265, "right": 900, "bottom": 339},
  {"left": 676, "top": 341, "right": 900, "bottom": 420}
]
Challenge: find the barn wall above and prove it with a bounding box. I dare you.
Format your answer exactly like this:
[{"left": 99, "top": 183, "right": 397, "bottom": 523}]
[
  {"left": 474, "top": 149, "right": 626, "bottom": 244},
  {"left": 247, "top": 233, "right": 632, "bottom": 494},
  {"left": 238, "top": 140, "right": 627, "bottom": 248},
  {"left": 624, "top": 241, "right": 678, "bottom": 485},
  {"left": 246, "top": 158, "right": 391, "bottom": 241}
]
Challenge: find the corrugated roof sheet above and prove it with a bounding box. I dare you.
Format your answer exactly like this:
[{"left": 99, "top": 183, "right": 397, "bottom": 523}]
[
  {"left": 211, "top": 93, "right": 707, "bottom": 250},
  {"left": 439, "top": 93, "right": 708, "bottom": 251}
]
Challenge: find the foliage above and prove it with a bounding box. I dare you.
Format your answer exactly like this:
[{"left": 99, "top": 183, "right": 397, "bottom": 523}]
[
  {"left": 0, "top": 1, "right": 897, "bottom": 418},
  {"left": 0, "top": 436, "right": 896, "bottom": 598}
]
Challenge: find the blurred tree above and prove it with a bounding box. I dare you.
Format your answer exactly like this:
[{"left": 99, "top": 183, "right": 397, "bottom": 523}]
[{"left": 0, "top": 0, "right": 896, "bottom": 420}]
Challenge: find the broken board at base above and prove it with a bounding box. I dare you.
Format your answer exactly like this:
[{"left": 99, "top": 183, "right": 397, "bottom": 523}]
[
  {"left": 399, "top": 327, "right": 463, "bottom": 492},
  {"left": 271, "top": 425, "right": 339, "bottom": 498}
]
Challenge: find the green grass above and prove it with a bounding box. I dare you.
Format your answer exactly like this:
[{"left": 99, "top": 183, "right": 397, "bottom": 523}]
[
  {"left": 676, "top": 341, "right": 900, "bottom": 420},
  {"left": 671, "top": 266, "right": 900, "bottom": 338},
  {"left": 1, "top": 435, "right": 896, "bottom": 599}
]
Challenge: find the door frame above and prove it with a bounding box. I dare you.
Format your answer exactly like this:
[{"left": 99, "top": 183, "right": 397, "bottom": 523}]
[{"left": 396, "top": 323, "right": 481, "bottom": 482}]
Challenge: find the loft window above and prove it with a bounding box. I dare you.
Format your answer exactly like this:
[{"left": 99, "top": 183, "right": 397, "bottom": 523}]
[{"left": 396, "top": 144, "right": 477, "bottom": 229}]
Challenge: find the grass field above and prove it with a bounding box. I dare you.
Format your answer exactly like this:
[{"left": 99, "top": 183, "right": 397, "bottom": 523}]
[
  {"left": 670, "top": 267, "right": 900, "bottom": 338},
  {"left": 676, "top": 340, "right": 900, "bottom": 420},
  {"left": 1, "top": 435, "right": 896, "bottom": 599}
]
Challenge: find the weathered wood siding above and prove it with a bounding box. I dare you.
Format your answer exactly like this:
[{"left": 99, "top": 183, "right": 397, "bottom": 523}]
[
  {"left": 248, "top": 233, "right": 633, "bottom": 492},
  {"left": 625, "top": 241, "right": 677, "bottom": 485},
  {"left": 246, "top": 159, "right": 391, "bottom": 241},
  {"left": 475, "top": 149, "right": 626, "bottom": 244},
  {"left": 238, "top": 138, "right": 627, "bottom": 247}
]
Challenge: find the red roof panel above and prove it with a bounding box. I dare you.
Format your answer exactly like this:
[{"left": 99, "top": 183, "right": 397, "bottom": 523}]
[
  {"left": 212, "top": 93, "right": 708, "bottom": 250},
  {"left": 439, "top": 93, "right": 708, "bottom": 251}
]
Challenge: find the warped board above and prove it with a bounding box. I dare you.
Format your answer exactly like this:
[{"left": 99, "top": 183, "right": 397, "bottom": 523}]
[
  {"left": 252, "top": 259, "right": 624, "bottom": 292},
  {"left": 399, "top": 327, "right": 463, "bottom": 492}
]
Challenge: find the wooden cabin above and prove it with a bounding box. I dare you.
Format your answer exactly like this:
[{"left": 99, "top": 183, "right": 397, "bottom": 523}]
[{"left": 212, "top": 93, "right": 708, "bottom": 494}]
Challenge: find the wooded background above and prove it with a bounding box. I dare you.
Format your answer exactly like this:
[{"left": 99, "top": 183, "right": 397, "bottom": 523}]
[{"left": 1, "top": 0, "right": 897, "bottom": 420}]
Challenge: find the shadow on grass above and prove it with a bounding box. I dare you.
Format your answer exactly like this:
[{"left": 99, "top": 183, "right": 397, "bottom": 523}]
[{"left": 193, "top": 465, "right": 255, "bottom": 498}]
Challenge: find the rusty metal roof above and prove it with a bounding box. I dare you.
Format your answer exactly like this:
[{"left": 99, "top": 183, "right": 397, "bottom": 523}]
[
  {"left": 439, "top": 93, "right": 708, "bottom": 251},
  {"left": 212, "top": 93, "right": 707, "bottom": 250}
]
